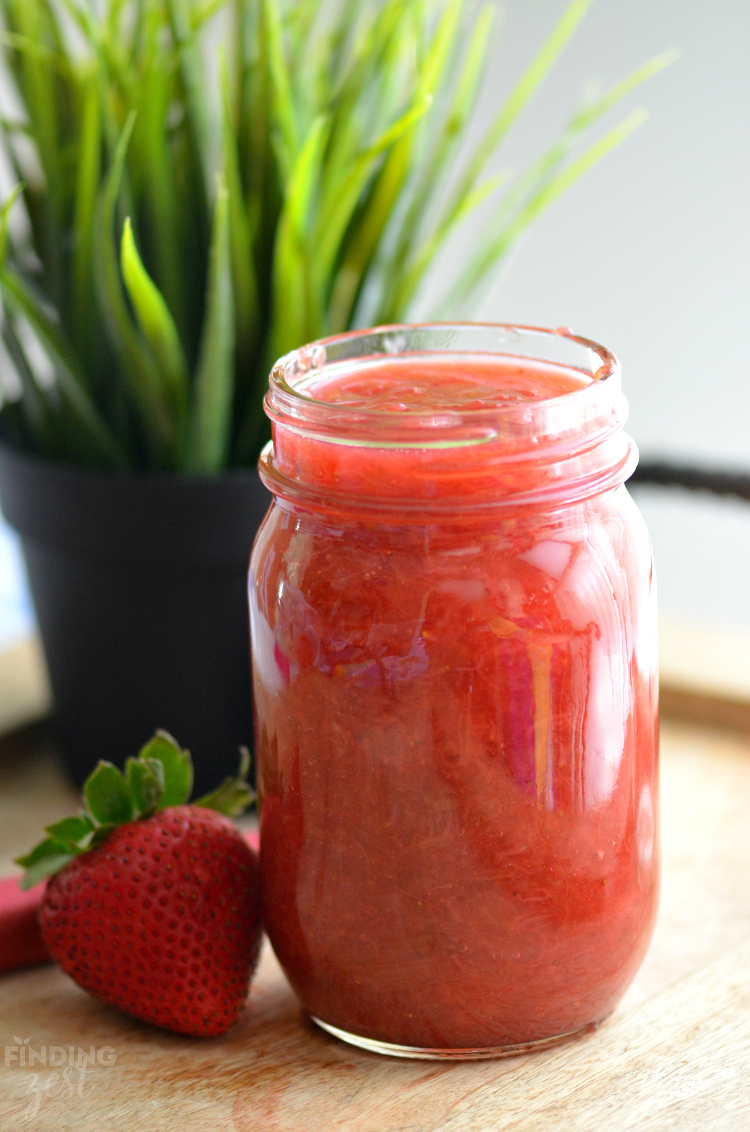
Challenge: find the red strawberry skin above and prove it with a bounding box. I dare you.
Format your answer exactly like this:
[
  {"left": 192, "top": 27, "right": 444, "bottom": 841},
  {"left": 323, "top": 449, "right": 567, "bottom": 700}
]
[{"left": 38, "top": 807, "right": 262, "bottom": 1036}]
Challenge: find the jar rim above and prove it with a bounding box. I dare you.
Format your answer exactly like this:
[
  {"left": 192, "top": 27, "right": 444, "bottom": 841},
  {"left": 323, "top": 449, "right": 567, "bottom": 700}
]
[
  {"left": 261, "top": 323, "right": 635, "bottom": 515},
  {"left": 265, "top": 323, "right": 620, "bottom": 448}
]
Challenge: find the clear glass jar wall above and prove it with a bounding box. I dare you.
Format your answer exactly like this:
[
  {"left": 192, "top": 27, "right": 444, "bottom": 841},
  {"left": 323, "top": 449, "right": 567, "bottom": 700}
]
[{"left": 249, "top": 325, "right": 659, "bottom": 1058}]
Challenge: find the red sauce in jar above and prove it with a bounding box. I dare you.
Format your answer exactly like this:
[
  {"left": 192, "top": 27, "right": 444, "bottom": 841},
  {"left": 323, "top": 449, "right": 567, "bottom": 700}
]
[{"left": 252, "top": 329, "right": 658, "bottom": 1054}]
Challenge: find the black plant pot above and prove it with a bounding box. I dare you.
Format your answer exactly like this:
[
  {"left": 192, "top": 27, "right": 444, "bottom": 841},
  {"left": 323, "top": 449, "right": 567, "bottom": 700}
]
[{"left": 0, "top": 444, "right": 271, "bottom": 795}]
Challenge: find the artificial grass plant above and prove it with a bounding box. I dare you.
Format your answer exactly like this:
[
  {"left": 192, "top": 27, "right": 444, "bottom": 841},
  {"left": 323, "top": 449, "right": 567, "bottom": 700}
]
[{"left": 0, "top": 0, "right": 673, "bottom": 472}]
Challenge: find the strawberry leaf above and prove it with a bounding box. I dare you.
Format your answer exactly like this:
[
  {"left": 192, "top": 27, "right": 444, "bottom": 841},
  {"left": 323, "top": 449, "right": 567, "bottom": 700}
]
[
  {"left": 18, "top": 853, "right": 75, "bottom": 891},
  {"left": 138, "top": 731, "right": 193, "bottom": 808},
  {"left": 194, "top": 746, "right": 255, "bottom": 818},
  {"left": 126, "top": 756, "right": 165, "bottom": 816},
  {"left": 194, "top": 779, "right": 254, "bottom": 818},
  {"left": 16, "top": 837, "right": 67, "bottom": 868},
  {"left": 45, "top": 815, "right": 95, "bottom": 851},
  {"left": 87, "top": 824, "right": 116, "bottom": 848},
  {"left": 15, "top": 838, "right": 76, "bottom": 890},
  {"left": 16, "top": 731, "right": 247, "bottom": 888},
  {"left": 84, "top": 762, "right": 134, "bottom": 826}
]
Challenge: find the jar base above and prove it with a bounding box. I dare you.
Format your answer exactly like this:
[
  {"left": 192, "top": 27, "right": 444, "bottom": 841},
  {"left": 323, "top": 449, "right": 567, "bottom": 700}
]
[{"left": 310, "top": 1015, "right": 602, "bottom": 1061}]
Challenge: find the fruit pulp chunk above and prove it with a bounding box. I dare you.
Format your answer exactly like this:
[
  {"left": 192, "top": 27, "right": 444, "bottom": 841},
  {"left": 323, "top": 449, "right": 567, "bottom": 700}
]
[{"left": 252, "top": 356, "right": 658, "bottom": 1050}]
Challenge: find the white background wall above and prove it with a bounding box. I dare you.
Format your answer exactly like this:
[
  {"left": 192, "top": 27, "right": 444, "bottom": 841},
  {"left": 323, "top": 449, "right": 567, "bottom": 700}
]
[{"left": 442, "top": 0, "right": 750, "bottom": 632}]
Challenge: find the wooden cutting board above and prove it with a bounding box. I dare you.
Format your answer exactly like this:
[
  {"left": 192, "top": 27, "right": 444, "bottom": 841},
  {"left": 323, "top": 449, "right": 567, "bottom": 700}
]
[{"left": 1, "top": 720, "right": 749, "bottom": 1131}]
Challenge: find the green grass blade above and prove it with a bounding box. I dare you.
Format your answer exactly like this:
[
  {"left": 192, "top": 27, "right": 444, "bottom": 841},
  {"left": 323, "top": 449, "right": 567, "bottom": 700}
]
[
  {"left": 0, "top": 31, "right": 70, "bottom": 70},
  {"left": 220, "top": 53, "right": 258, "bottom": 368},
  {"left": 380, "top": 169, "right": 511, "bottom": 321},
  {"left": 0, "top": 182, "right": 24, "bottom": 262},
  {"left": 0, "top": 265, "right": 127, "bottom": 467},
  {"left": 445, "top": 0, "right": 596, "bottom": 222},
  {"left": 447, "top": 3, "right": 496, "bottom": 129},
  {"left": 448, "top": 107, "right": 648, "bottom": 311},
  {"left": 417, "top": 0, "right": 463, "bottom": 97},
  {"left": 2, "top": 317, "right": 50, "bottom": 447},
  {"left": 59, "top": 0, "right": 134, "bottom": 107},
  {"left": 392, "top": 40, "right": 676, "bottom": 323},
  {"left": 0, "top": 185, "right": 123, "bottom": 466},
  {"left": 235, "top": 0, "right": 270, "bottom": 202},
  {"left": 185, "top": 177, "right": 235, "bottom": 474},
  {"left": 35, "top": 0, "right": 69, "bottom": 55},
  {"left": 168, "top": 0, "right": 215, "bottom": 195},
  {"left": 262, "top": 0, "right": 298, "bottom": 181},
  {"left": 120, "top": 217, "right": 188, "bottom": 417},
  {"left": 71, "top": 67, "right": 101, "bottom": 375},
  {"left": 94, "top": 110, "right": 176, "bottom": 464},
  {"left": 314, "top": 94, "right": 432, "bottom": 302},
  {"left": 379, "top": 3, "right": 495, "bottom": 307},
  {"left": 53, "top": 0, "right": 94, "bottom": 40},
  {"left": 323, "top": 0, "right": 425, "bottom": 196},
  {"left": 106, "top": 0, "right": 131, "bottom": 36},
  {"left": 136, "top": 7, "right": 187, "bottom": 345},
  {"left": 0, "top": 118, "right": 34, "bottom": 136},
  {"left": 329, "top": 0, "right": 409, "bottom": 113},
  {"left": 6, "top": 0, "right": 64, "bottom": 306},
  {"left": 445, "top": 48, "right": 678, "bottom": 288},
  {"left": 320, "top": 9, "right": 386, "bottom": 179},
  {"left": 285, "top": 0, "right": 320, "bottom": 104},
  {"left": 191, "top": 0, "right": 231, "bottom": 33},
  {"left": 570, "top": 48, "right": 679, "bottom": 131},
  {"left": 270, "top": 114, "right": 329, "bottom": 360},
  {"left": 324, "top": 0, "right": 465, "bottom": 332}
]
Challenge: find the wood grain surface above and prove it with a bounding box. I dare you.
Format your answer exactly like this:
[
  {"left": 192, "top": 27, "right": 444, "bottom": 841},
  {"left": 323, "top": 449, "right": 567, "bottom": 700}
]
[{"left": 0, "top": 720, "right": 749, "bottom": 1131}]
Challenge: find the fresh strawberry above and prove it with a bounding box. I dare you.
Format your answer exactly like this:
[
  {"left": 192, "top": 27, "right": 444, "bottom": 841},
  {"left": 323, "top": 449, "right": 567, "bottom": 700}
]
[{"left": 16, "top": 732, "right": 261, "bottom": 1037}]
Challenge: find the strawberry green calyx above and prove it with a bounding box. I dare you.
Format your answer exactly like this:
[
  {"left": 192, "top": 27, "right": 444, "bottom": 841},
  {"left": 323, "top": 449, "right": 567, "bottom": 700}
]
[
  {"left": 193, "top": 745, "right": 254, "bottom": 818},
  {"left": 15, "top": 731, "right": 254, "bottom": 890}
]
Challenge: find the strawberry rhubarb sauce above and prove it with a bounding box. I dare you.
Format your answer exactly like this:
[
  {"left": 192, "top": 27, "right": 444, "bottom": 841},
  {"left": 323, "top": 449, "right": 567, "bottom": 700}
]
[{"left": 250, "top": 326, "right": 658, "bottom": 1054}]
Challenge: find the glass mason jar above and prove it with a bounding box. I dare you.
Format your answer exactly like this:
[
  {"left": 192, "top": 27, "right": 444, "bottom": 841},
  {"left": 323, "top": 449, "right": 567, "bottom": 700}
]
[{"left": 249, "top": 324, "right": 658, "bottom": 1059}]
